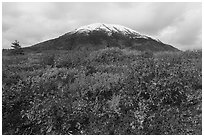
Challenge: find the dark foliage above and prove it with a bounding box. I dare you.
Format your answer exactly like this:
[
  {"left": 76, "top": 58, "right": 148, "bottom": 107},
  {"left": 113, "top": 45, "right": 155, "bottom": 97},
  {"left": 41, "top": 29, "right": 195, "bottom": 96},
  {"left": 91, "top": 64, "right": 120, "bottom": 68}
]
[
  {"left": 10, "top": 40, "right": 24, "bottom": 55},
  {"left": 2, "top": 48, "right": 202, "bottom": 135}
]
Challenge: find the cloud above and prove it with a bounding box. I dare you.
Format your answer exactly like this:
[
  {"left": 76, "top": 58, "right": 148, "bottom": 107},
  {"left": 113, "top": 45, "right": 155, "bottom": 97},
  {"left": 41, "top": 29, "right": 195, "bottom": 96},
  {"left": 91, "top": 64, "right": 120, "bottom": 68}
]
[
  {"left": 2, "top": 2, "right": 202, "bottom": 50},
  {"left": 157, "top": 3, "right": 202, "bottom": 50}
]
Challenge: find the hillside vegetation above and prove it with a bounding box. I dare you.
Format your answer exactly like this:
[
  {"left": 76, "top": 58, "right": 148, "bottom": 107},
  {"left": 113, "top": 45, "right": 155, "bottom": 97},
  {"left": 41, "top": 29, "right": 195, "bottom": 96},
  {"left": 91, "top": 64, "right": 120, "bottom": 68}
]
[
  {"left": 25, "top": 23, "right": 179, "bottom": 52},
  {"left": 2, "top": 48, "right": 202, "bottom": 135}
]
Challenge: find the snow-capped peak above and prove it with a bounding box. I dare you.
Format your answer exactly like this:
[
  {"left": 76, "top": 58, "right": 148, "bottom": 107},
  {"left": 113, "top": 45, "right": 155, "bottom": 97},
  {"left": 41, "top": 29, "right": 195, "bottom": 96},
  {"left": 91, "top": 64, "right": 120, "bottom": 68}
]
[
  {"left": 69, "top": 23, "right": 149, "bottom": 39},
  {"left": 75, "top": 23, "right": 135, "bottom": 33}
]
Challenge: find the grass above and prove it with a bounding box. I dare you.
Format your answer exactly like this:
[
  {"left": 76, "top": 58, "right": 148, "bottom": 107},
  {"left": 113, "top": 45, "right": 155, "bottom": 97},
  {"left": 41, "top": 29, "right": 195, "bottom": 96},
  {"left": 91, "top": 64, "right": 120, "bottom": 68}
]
[{"left": 2, "top": 48, "right": 202, "bottom": 135}]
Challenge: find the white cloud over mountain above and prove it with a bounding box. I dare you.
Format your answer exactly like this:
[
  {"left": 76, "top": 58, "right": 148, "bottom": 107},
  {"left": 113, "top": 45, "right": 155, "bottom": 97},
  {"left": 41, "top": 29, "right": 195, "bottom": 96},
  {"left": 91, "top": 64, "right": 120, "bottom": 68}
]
[{"left": 2, "top": 2, "right": 202, "bottom": 50}]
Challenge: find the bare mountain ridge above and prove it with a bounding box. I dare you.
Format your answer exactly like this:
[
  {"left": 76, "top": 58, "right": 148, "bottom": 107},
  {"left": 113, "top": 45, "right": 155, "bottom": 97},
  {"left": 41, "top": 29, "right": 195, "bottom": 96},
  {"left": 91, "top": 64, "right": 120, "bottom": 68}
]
[{"left": 25, "top": 23, "right": 179, "bottom": 52}]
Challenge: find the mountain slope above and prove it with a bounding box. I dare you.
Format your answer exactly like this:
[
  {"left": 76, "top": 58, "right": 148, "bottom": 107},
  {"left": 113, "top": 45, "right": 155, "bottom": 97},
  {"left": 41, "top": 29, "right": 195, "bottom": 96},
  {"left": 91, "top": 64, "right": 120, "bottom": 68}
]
[{"left": 25, "top": 23, "right": 179, "bottom": 52}]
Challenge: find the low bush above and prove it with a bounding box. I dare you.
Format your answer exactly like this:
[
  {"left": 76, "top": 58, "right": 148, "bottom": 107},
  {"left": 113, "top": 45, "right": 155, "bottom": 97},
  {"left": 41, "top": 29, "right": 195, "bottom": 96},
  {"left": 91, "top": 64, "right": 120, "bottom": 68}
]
[
  {"left": 39, "top": 53, "right": 56, "bottom": 67},
  {"left": 2, "top": 48, "right": 202, "bottom": 135}
]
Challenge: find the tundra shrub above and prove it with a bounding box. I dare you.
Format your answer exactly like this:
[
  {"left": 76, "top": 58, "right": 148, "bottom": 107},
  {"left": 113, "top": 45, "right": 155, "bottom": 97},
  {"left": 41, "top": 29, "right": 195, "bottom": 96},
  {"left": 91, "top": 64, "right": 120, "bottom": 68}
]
[{"left": 2, "top": 48, "right": 202, "bottom": 135}]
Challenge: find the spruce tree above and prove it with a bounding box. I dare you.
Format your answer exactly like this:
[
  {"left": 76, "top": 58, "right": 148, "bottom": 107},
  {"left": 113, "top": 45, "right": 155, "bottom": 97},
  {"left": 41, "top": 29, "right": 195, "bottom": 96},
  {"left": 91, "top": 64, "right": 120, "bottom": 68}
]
[{"left": 11, "top": 40, "right": 24, "bottom": 55}]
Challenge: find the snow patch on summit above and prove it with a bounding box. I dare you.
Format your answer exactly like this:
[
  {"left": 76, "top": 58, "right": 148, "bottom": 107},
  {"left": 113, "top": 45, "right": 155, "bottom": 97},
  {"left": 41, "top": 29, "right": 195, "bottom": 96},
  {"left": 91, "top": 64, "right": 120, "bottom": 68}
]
[
  {"left": 67, "top": 23, "right": 162, "bottom": 42},
  {"left": 71, "top": 23, "right": 148, "bottom": 39}
]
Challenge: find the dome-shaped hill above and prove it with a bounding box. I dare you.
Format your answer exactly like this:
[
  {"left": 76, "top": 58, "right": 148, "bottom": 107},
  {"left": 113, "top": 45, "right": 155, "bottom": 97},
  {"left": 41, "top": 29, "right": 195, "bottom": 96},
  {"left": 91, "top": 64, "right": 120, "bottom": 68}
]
[{"left": 25, "top": 23, "right": 179, "bottom": 52}]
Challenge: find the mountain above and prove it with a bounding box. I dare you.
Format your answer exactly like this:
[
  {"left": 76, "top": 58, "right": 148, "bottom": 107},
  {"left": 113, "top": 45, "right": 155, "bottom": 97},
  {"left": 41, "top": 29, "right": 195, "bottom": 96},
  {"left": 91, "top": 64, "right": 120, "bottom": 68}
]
[{"left": 25, "top": 23, "right": 179, "bottom": 52}]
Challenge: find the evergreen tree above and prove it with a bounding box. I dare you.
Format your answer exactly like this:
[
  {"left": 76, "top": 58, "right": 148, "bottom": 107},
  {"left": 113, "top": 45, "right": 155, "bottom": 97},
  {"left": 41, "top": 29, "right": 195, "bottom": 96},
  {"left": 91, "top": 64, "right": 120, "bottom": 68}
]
[{"left": 11, "top": 40, "right": 24, "bottom": 55}]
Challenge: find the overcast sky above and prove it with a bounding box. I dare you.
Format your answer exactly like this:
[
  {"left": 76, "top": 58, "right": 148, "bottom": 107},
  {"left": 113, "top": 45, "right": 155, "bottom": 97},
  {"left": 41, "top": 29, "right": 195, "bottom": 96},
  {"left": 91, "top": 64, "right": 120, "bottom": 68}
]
[{"left": 2, "top": 2, "right": 202, "bottom": 50}]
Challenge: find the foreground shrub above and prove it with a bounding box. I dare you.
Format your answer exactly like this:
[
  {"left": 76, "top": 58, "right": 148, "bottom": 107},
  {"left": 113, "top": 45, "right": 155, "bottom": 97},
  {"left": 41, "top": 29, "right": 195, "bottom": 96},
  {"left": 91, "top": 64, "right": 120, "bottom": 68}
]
[
  {"left": 2, "top": 49, "right": 202, "bottom": 135},
  {"left": 39, "top": 53, "right": 55, "bottom": 67},
  {"left": 87, "top": 47, "right": 125, "bottom": 64},
  {"left": 55, "top": 50, "right": 90, "bottom": 68}
]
